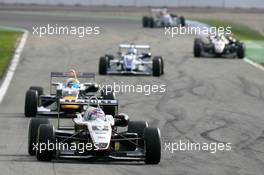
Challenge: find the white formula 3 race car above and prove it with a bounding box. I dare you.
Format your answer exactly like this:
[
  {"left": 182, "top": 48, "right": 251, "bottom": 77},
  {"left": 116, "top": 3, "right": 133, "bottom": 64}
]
[
  {"left": 99, "top": 44, "right": 164, "bottom": 76},
  {"left": 28, "top": 96, "right": 161, "bottom": 164},
  {"left": 194, "top": 33, "right": 245, "bottom": 58}
]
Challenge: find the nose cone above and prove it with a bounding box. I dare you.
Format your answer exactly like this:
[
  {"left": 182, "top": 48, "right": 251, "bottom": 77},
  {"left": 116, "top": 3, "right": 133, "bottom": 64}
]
[
  {"left": 123, "top": 55, "right": 136, "bottom": 70},
  {"left": 88, "top": 121, "right": 112, "bottom": 150},
  {"left": 214, "top": 41, "right": 225, "bottom": 53}
]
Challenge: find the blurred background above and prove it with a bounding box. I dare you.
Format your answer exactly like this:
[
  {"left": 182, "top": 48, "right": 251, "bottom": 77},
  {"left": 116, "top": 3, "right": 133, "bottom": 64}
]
[{"left": 0, "top": 0, "right": 263, "bottom": 8}]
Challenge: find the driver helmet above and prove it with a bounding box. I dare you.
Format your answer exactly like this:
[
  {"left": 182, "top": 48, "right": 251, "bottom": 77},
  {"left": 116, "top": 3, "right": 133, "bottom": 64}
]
[
  {"left": 128, "top": 46, "right": 137, "bottom": 55},
  {"left": 84, "top": 107, "right": 106, "bottom": 121},
  {"left": 66, "top": 78, "right": 80, "bottom": 89}
]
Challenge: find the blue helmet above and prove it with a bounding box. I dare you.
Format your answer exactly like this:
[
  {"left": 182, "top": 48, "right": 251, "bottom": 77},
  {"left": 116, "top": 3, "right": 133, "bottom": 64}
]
[{"left": 66, "top": 78, "right": 79, "bottom": 89}]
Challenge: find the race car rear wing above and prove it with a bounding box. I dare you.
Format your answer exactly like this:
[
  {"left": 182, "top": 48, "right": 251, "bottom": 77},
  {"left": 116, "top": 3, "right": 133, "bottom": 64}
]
[
  {"left": 119, "top": 44, "right": 150, "bottom": 49},
  {"left": 51, "top": 72, "right": 95, "bottom": 78},
  {"left": 59, "top": 99, "right": 118, "bottom": 106}
]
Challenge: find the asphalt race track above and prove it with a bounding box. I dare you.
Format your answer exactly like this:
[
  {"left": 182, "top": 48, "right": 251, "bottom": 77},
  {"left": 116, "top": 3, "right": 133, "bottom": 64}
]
[{"left": 0, "top": 9, "right": 264, "bottom": 175}]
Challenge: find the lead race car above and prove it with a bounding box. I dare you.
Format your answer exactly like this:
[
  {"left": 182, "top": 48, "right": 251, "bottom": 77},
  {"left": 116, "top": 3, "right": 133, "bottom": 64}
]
[
  {"left": 193, "top": 33, "right": 245, "bottom": 58},
  {"left": 142, "top": 8, "right": 186, "bottom": 28},
  {"left": 28, "top": 96, "right": 161, "bottom": 164},
  {"left": 99, "top": 44, "right": 164, "bottom": 76},
  {"left": 24, "top": 70, "right": 118, "bottom": 118}
]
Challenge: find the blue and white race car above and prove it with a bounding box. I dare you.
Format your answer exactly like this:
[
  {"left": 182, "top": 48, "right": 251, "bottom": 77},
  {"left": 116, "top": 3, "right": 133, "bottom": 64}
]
[{"left": 99, "top": 44, "right": 164, "bottom": 76}]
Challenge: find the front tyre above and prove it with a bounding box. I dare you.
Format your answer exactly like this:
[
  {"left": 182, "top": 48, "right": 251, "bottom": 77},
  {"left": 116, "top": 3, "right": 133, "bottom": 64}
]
[
  {"left": 28, "top": 118, "right": 50, "bottom": 155},
  {"left": 154, "top": 56, "right": 164, "bottom": 75},
  {"left": 194, "top": 38, "right": 202, "bottom": 57},
  {"left": 179, "top": 16, "right": 186, "bottom": 27},
  {"left": 237, "top": 42, "right": 245, "bottom": 59},
  {"left": 149, "top": 17, "right": 154, "bottom": 28},
  {"left": 144, "top": 127, "right": 161, "bottom": 164},
  {"left": 105, "top": 54, "right": 114, "bottom": 60},
  {"left": 153, "top": 57, "right": 161, "bottom": 76},
  {"left": 29, "top": 86, "right": 43, "bottom": 96},
  {"left": 128, "top": 121, "right": 148, "bottom": 148},
  {"left": 99, "top": 56, "right": 109, "bottom": 75},
  {"left": 25, "top": 89, "right": 38, "bottom": 117},
  {"left": 36, "top": 124, "right": 55, "bottom": 161},
  {"left": 142, "top": 16, "right": 149, "bottom": 28}
]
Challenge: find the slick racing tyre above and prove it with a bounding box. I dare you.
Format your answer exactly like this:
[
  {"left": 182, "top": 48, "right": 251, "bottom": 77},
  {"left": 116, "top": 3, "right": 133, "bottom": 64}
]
[
  {"left": 105, "top": 54, "right": 114, "bottom": 60},
  {"left": 160, "top": 57, "right": 164, "bottom": 75},
  {"left": 154, "top": 56, "right": 164, "bottom": 75},
  {"left": 179, "top": 16, "right": 186, "bottom": 26},
  {"left": 29, "top": 86, "right": 43, "bottom": 96},
  {"left": 101, "top": 87, "right": 117, "bottom": 116},
  {"left": 153, "top": 57, "right": 162, "bottom": 76},
  {"left": 144, "top": 127, "right": 161, "bottom": 164},
  {"left": 25, "top": 89, "right": 38, "bottom": 117},
  {"left": 142, "top": 16, "right": 149, "bottom": 27},
  {"left": 28, "top": 118, "right": 50, "bottom": 155},
  {"left": 194, "top": 38, "right": 202, "bottom": 57},
  {"left": 149, "top": 17, "right": 154, "bottom": 28},
  {"left": 99, "top": 56, "right": 109, "bottom": 75},
  {"left": 128, "top": 121, "right": 148, "bottom": 148},
  {"left": 237, "top": 42, "right": 245, "bottom": 59},
  {"left": 36, "top": 124, "right": 55, "bottom": 161}
]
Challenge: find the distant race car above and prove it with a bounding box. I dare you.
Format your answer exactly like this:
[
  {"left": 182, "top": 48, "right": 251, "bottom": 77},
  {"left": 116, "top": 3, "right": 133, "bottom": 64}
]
[
  {"left": 99, "top": 44, "right": 164, "bottom": 76},
  {"left": 193, "top": 33, "right": 245, "bottom": 58},
  {"left": 28, "top": 96, "right": 161, "bottom": 164},
  {"left": 24, "top": 70, "right": 118, "bottom": 118},
  {"left": 142, "top": 8, "right": 185, "bottom": 28}
]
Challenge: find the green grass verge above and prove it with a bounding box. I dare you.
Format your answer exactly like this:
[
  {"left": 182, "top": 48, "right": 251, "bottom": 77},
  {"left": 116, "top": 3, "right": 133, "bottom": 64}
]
[
  {"left": 244, "top": 41, "right": 264, "bottom": 65},
  {"left": 196, "top": 19, "right": 264, "bottom": 41},
  {"left": 0, "top": 28, "right": 22, "bottom": 78}
]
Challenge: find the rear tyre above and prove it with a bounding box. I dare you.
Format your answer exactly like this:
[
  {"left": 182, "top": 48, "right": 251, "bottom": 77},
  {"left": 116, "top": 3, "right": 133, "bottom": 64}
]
[
  {"left": 237, "top": 42, "right": 245, "bottom": 59},
  {"left": 25, "top": 89, "right": 38, "bottom": 117},
  {"left": 144, "top": 127, "right": 161, "bottom": 164},
  {"left": 36, "top": 124, "right": 55, "bottom": 161},
  {"left": 194, "top": 38, "right": 202, "bottom": 57},
  {"left": 179, "top": 16, "right": 186, "bottom": 26},
  {"left": 28, "top": 118, "right": 50, "bottom": 155},
  {"left": 153, "top": 57, "right": 161, "bottom": 76},
  {"left": 101, "top": 87, "right": 117, "bottom": 116},
  {"left": 149, "top": 17, "right": 154, "bottom": 28},
  {"left": 154, "top": 56, "right": 164, "bottom": 75},
  {"left": 128, "top": 121, "right": 148, "bottom": 147},
  {"left": 142, "top": 16, "right": 149, "bottom": 28},
  {"left": 99, "top": 56, "right": 108, "bottom": 75}
]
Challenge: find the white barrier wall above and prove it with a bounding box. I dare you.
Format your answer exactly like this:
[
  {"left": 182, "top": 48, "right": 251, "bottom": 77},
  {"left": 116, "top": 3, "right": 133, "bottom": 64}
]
[{"left": 0, "top": 0, "right": 263, "bottom": 8}]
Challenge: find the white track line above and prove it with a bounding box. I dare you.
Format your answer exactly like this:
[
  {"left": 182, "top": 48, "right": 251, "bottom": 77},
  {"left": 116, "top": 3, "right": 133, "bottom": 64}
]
[
  {"left": 243, "top": 58, "right": 264, "bottom": 72},
  {"left": 0, "top": 29, "right": 28, "bottom": 103}
]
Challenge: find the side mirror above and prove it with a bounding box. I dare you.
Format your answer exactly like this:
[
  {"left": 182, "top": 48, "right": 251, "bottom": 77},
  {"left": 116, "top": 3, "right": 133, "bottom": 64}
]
[
  {"left": 114, "top": 113, "right": 129, "bottom": 127},
  {"left": 52, "top": 82, "right": 60, "bottom": 86},
  {"left": 142, "top": 52, "right": 151, "bottom": 58},
  {"left": 147, "top": 52, "right": 152, "bottom": 57},
  {"left": 85, "top": 83, "right": 99, "bottom": 93}
]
